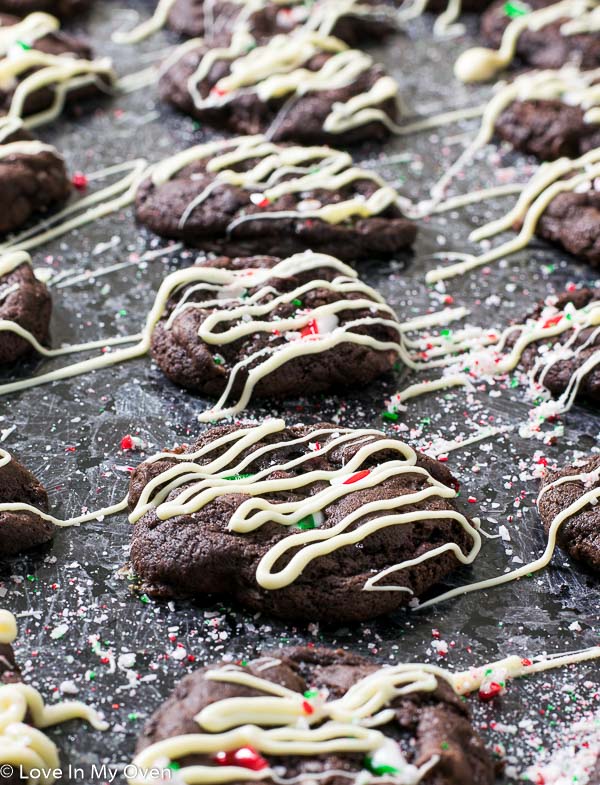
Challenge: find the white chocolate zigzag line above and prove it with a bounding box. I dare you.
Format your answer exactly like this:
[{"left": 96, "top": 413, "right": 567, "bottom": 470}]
[
  {"left": 128, "top": 645, "right": 600, "bottom": 784},
  {"left": 126, "top": 420, "right": 480, "bottom": 592},
  {"left": 429, "top": 65, "right": 600, "bottom": 206},
  {"left": 427, "top": 149, "right": 600, "bottom": 283},
  {"left": 112, "top": 0, "right": 402, "bottom": 45},
  {"left": 417, "top": 467, "right": 600, "bottom": 609}
]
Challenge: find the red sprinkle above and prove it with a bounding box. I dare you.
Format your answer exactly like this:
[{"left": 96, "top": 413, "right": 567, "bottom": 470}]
[
  {"left": 301, "top": 319, "right": 319, "bottom": 338},
  {"left": 71, "top": 172, "right": 88, "bottom": 190},
  {"left": 343, "top": 469, "right": 371, "bottom": 485},
  {"left": 543, "top": 314, "right": 562, "bottom": 329},
  {"left": 214, "top": 747, "right": 268, "bottom": 770},
  {"left": 120, "top": 435, "right": 134, "bottom": 450},
  {"left": 478, "top": 682, "right": 502, "bottom": 702},
  {"left": 521, "top": 658, "right": 533, "bottom": 667},
  {"left": 302, "top": 700, "right": 314, "bottom": 715}
]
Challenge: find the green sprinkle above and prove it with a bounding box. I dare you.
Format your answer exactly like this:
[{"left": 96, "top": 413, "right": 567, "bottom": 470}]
[
  {"left": 365, "top": 757, "right": 400, "bottom": 776},
  {"left": 225, "top": 473, "right": 253, "bottom": 481},
  {"left": 504, "top": 0, "right": 530, "bottom": 16},
  {"left": 128, "top": 712, "right": 139, "bottom": 721},
  {"left": 292, "top": 298, "right": 303, "bottom": 307},
  {"left": 168, "top": 762, "right": 181, "bottom": 771},
  {"left": 440, "top": 328, "right": 451, "bottom": 337},
  {"left": 297, "top": 514, "right": 316, "bottom": 530},
  {"left": 139, "top": 593, "right": 150, "bottom": 604},
  {"left": 118, "top": 309, "right": 127, "bottom": 317},
  {"left": 16, "top": 40, "right": 32, "bottom": 50},
  {"left": 304, "top": 689, "right": 319, "bottom": 699},
  {"left": 382, "top": 410, "right": 399, "bottom": 422},
  {"left": 27, "top": 575, "right": 37, "bottom": 582},
  {"left": 87, "top": 671, "right": 96, "bottom": 681},
  {"left": 441, "top": 742, "right": 450, "bottom": 751}
]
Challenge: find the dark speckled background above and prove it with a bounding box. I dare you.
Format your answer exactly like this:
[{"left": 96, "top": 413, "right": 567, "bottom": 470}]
[{"left": 0, "top": 3, "right": 598, "bottom": 783}]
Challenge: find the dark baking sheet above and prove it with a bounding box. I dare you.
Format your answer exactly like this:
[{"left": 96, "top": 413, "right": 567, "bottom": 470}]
[{"left": 1, "top": 3, "right": 599, "bottom": 782}]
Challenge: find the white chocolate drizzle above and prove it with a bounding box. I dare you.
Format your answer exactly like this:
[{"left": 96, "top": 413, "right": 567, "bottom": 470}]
[
  {"left": 128, "top": 644, "right": 600, "bottom": 783},
  {"left": 0, "top": 610, "right": 108, "bottom": 785},
  {"left": 429, "top": 65, "right": 600, "bottom": 206},
  {"left": 427, "top": 147, "right": 600, "bottom": 283},
  {"left": 418, "top": 460, "right": 600, "bottom": 609},
  {"left": 454, "top": 0, "right": 599, "bottom": 83}
]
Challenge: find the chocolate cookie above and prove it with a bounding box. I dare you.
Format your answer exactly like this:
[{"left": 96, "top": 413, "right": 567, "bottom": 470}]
[
  {"left": 538, "top": 454, "right": 600, "bottom": 574},
  {"left": 158, "top": 31, "right": 398, "bottom": 145},
  {"left": 0, "top": 251, "right": 52, "bottom": 364},
  {"left": 536, "top": 190, "right": 600, "bottom": 268},
  {"left": 165, "top": 0, "right": 400, "bottom": 45},
  {"left": 495, "top": 98, "right": 600, "bottom": 161},
  {"left": 134, "top": 647, "right": 495, "bottom": 784},
  {"left": 135, "top": 136, "right": 416, "bottom": 258},
  {"left": 0, "top": 11, "right": 114, "bottom": 124},
  {"left": 127, "top": 420, "right": 480, "bottom": 622},
  {"left": 0, "top": 449, "right": 53, "bottom": 557},
  {"left": 481, "top": 0, "right": 600, "bottom": 72},
  {"left": 0, "top": 140, "right": 70, "bottom": 236},
  {"left": 513, "top": 287, "right": 600, "bottom": 405},
  {"left": 0, "top": 0, "right": 88, "bottom": 17},
  {"left": 150, "top": 253, "right": 403, "bottom": 418}
]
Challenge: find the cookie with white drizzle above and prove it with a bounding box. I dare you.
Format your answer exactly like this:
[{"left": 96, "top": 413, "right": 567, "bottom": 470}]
[
  {"left": 0, "top": 446, "right": 53, "bottom": 556},
  {"left": 0, "top": 139, "right": 70, "bottom": 236},
  {"left": 534, "top": 187, "right": 600, "bottom": 267},
  {"left": 0, "top": 251, "right": 52, "bottom": 364},
  {"left": 538, "top": 454, "right": 600, "bottom": 574},
  {"left": 0, "top": 0, "right": 89, "bottom": 18},
  {"left": 494, "top": 68, "right": 600, "bottom": 161},
  {"left": 132, "top": 646, "right": 496, "bottom": 785},
  {"left": 149, "top": 253, "right": 403, "bottom": 411},
  {"left": 510, "top": 287, "right": 600, "bottom": 404},
  {"left": 0, "top": 609, "right": 108, "bottom": 785},
  {"left": 132, "top": 644, "right": 600, "bottom": 784},
  {"left": 455, "top": 0, "right": 600, "bottom": 83},
  {"left": 135, "top": 136, "right": 416, "bottom": 259},
  {"left": 0, "top": 11, "right": 115, "bottom": 130},
  {"left": 127, "top": 419, "right": 480, "bottom": 622},
  {"left": 158, "top": 30, "right": 399, "bottom": 145},
  {"left": 115, "top": 0, "right": 400, "bottom": 47}
]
